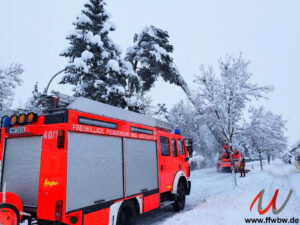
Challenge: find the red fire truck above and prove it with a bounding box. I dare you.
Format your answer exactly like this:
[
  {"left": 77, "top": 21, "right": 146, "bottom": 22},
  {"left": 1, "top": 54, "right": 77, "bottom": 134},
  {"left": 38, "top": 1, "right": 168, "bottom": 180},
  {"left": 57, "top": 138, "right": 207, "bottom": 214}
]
[
  {"left": 216, "top": 146, "right": 242, "bottom": 172},
  {"left": 0, "top": 96, "right": 192, "bottom": 225}
]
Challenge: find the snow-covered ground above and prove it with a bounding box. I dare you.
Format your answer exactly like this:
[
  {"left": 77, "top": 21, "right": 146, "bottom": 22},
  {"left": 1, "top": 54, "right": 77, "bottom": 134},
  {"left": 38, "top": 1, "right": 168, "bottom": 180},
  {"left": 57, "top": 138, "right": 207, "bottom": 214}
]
[{"left": 137, "top": 160, "right": 300, "bottom": 225}]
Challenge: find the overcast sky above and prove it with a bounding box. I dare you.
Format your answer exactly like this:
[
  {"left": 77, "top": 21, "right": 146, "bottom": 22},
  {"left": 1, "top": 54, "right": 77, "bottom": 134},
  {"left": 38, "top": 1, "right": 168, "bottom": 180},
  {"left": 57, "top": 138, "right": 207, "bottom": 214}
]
[{"left": 1, "top": 0, "right": 299, "bottom": 145}]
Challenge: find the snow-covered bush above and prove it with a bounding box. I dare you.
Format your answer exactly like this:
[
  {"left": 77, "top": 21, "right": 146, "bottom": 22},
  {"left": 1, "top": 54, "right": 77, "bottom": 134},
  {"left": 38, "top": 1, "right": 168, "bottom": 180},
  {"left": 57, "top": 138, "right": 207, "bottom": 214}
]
[{"left": 190, "top": 154, "right": 205, "bottom": 170}]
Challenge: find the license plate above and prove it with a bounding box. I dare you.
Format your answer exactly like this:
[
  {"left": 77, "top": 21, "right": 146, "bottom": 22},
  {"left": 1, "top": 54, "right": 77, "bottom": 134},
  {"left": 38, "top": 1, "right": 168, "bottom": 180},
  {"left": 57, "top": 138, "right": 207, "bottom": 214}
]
[{"left": 9, "top": 126, "right": 26, "bottom": 134}]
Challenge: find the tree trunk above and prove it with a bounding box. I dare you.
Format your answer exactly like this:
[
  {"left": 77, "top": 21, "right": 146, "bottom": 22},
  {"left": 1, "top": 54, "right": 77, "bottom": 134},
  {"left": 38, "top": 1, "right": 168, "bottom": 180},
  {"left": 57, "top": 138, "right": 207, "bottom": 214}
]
[
  {"left": 259, "top": 151, "right": 263, "bottom": 171},
  {"left": 230, "top": 153, "right": 237, "bottom": 188},
  {"left": 267, "top": 154, "right": 271, "bottom": 164}
]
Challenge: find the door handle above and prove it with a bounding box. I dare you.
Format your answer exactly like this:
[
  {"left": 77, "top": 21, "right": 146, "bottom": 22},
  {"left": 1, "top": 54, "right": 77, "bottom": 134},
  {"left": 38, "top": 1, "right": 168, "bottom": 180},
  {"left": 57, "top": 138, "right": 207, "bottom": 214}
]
[
  {"left": 94, "top": 199, "right": 105, "bottom": 204},
  {"left": 161, "top": 165, "right": 164, "bottom": 171}
]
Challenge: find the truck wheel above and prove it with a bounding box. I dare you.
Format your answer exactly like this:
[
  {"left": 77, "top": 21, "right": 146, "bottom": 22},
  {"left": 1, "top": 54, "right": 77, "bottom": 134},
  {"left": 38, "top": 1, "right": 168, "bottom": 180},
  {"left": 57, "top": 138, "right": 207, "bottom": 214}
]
[
  {"left": 173, "top": 183, "right": 186, "bottom": 212},
  {"left": 116, "top": 202, "right": 136, "bottom": 225},
  {"left": 0, "top": 203, "right": 20, "bottom": 225},
  {"left": 37, "top": 221, "right": 63, "bottom": 225}
]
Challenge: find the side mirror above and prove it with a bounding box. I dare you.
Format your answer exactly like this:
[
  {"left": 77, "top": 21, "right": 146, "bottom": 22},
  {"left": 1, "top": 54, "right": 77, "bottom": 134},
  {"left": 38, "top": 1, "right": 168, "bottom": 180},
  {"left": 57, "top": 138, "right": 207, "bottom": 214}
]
[{"left": 185, "top": 139, "right": 193, "bottom": 157}]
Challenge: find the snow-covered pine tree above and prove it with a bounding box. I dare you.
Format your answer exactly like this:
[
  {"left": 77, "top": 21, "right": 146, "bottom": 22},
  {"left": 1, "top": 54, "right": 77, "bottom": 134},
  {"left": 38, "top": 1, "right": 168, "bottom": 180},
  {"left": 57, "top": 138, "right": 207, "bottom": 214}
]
[
  {"left": 60, "top": 0, "right": 140, "bottom": 108},
  {"left": 0, "top": 63, "right": 23, "bottom": 111},
  {"left": 126, "top": 26, "right": 181, "bottom": 92}
]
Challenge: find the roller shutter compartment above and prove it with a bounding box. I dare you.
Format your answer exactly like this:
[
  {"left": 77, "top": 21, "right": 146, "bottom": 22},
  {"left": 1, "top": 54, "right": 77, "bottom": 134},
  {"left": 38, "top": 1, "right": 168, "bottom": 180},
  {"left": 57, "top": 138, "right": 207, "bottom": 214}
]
[
  {"left": 2, "top": 136, "right": 42, "bottom": 207},
  {"left": 67, "top": 132, "right": 123, "bottom": 212},
  {"left": 124, "top": 139, "right": 158, "bottom": 197}
]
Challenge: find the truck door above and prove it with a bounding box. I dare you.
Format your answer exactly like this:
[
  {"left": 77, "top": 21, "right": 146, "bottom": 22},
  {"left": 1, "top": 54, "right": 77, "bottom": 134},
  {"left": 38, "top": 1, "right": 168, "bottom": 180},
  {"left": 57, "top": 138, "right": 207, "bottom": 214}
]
[
  {"left": 177, "top": 139, "right": 187, "bottom": 175},
  {"left": 171, "top": 138, "right": 179, "bottom": 175},
  {"left": 158, "top": 136, "right": 173, "bottom": 193}
]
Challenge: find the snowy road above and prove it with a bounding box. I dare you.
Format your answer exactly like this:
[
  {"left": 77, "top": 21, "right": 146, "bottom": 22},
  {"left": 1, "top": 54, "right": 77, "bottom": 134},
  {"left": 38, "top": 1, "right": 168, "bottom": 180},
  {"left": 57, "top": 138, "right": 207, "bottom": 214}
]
[{"left": 137, "top": 160, "right": 300, "bottom": 225}]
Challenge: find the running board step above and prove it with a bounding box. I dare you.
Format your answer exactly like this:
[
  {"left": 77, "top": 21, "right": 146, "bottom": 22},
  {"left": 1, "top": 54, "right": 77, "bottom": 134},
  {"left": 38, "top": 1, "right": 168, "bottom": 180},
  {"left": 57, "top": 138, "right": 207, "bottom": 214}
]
[
  {"left": 20, "top": 212, "right": 31, "bottom": 217},
  {"left": 160, "top": 201, "right": 174, "bottom": 208}
]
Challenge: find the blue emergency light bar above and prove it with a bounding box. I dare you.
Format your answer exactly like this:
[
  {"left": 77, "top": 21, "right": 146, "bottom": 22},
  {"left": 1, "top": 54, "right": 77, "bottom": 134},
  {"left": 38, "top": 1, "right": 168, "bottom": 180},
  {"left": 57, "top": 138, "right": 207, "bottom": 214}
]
[
  {"left": 174, "top": 129, "right": 182, "bottom": 135},
  {"left": 1, "top": 116, "right": 11, "bottom": 128}
]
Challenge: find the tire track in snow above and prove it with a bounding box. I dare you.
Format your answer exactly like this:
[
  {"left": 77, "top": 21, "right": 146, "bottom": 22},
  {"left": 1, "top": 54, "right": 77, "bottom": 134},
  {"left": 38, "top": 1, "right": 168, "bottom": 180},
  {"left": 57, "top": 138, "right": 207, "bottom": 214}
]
[{"left": 137, "top": 169, "right": 232, "bottom": 225}]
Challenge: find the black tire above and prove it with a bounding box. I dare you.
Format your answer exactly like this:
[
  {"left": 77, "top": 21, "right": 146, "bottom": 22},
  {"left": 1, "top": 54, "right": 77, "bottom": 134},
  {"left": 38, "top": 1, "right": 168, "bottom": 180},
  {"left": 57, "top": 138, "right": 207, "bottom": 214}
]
[
  {"left": 116, "top": 202, "right": 137, "bottom": 225},
  {"left": 0, "top": 203, "right": 20, "bottom": 225},
  {"left": 173, "top": 183, "right": 186, "bottom": 212},
  {"left": 37, "top": 221, "right": 63, "bottom": 225}
]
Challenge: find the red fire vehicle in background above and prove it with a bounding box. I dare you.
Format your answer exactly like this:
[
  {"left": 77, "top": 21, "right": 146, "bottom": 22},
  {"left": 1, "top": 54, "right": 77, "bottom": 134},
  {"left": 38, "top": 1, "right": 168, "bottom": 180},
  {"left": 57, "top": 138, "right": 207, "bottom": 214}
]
[
  {"left": 216, "top": 146, "right": 242, "bottom": 172},
  {"left": 0, "top": 95, "right": 192, "bottom": 225}
]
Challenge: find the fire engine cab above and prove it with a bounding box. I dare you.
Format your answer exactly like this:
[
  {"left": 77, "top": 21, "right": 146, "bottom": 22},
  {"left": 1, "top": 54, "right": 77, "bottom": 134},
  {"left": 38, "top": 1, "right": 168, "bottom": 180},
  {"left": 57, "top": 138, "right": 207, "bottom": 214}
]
[
  {"left": 216, "top": 146, "right": 242, "bottom": 172},
  {"left": 0, "top": 96, "right": 192, "bottom": 225}
]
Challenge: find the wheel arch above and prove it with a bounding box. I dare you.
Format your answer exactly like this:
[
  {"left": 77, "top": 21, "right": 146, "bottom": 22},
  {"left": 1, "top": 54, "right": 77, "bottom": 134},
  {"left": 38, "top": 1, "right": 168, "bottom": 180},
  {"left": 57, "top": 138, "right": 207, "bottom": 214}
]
[
  {"left": 108, "top": 196, "right": 143, "bottom": 225},
  {"left": 171, "top": 171, "right": 188, "bottom": 194}
]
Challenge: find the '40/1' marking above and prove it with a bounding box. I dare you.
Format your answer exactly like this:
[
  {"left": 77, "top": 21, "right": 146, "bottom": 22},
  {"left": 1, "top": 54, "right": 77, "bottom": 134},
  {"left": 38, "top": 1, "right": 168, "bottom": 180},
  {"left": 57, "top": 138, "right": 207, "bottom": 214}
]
[{"left": 43, "top": 131, "right": 58, "bottom": 140}]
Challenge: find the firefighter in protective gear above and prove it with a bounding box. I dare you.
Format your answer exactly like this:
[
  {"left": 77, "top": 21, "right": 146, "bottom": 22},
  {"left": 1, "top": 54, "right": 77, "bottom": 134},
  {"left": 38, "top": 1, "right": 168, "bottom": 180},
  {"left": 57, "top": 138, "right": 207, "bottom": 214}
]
[{"left": 240, "top": 158, "right": 246, "bottom": 177}]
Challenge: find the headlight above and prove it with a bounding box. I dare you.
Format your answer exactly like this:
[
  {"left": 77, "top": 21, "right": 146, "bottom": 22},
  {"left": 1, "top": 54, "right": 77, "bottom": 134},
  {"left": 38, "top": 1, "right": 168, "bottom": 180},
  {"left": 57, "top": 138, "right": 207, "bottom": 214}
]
[
  {"left": 10, "top": 115, "right": 18, "bottom": 125},
  {"left": 26, "top": 112, "right": 38, "bottom": 123},
  {"left": 18, "top": 114, "right": 26, "bottom": 124}
]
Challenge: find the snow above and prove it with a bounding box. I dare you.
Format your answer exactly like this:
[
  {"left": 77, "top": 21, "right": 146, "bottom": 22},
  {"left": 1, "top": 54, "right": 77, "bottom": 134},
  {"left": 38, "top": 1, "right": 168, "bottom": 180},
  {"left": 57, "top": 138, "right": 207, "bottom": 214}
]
[
  {"left": 65, "top": 30, "right": 104, "bottom": 49},
  {"left": 113, "top": 42, "right": 123, "bottom": 54},
  {"left": 102, "top": 8, "right": 112, "bottom": 19},
  {"left": 85, "top": 31, "right": 103, "bottom": 47},
  {"left": 153, "top": 44, "right": 168, "bottom": 56},
  {"left": 75, "top": 13, "right": 92, "bottom": 25},
  {"left": 111, "top": 84, "right": 125, "bottom": 95},
  {"left": 190, "top": 154, "right": 205, "bottom": 169},
  {"left": 72, "top": 57, "right": 89, "bottom": 73},
  {"left": 142, "top": 26, "right": 156, "bottom": 38},
  {"left": 84, "top": 0, "right": 107, "bottom": 9},
  {"left": 84, "top": 0, "right": 92, "bottom": 5},
  {"left": 101, "top": 51, "right": 109, "bottom": 58},
  {"left": 106, "top": 59, "right": 120, "bottom": 72},
  {"left": 149, "top": 44, "right": 169, "bottom": 63},
  {"left": 81, "top": 50, "right": 93, "bottom": 61},
  {"left": 93, "top": 80, "right": 103, "bottom": 88},
  {"left": 136, "top": 160, "right": 300, "bottom": 225},
  {"left": 101, "top": 21, "right": 116, "bottom": 33},
  {"left": 149, "top": 44, "right": 168, "bottom": 63}
]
